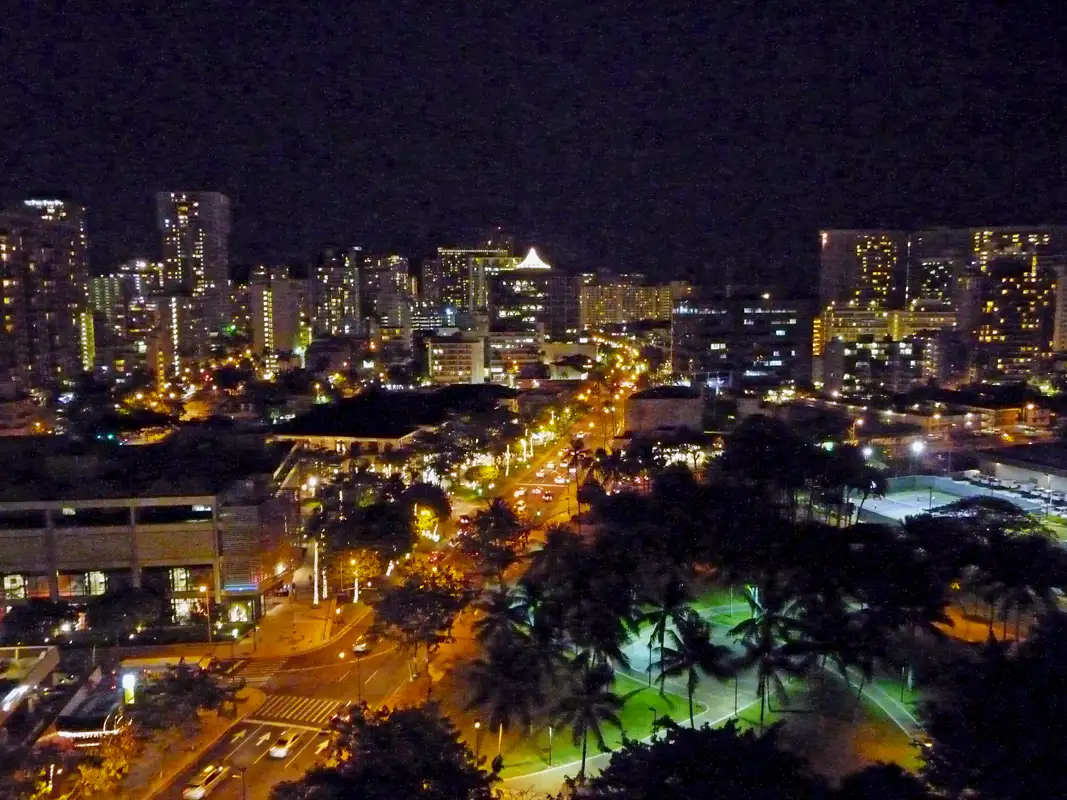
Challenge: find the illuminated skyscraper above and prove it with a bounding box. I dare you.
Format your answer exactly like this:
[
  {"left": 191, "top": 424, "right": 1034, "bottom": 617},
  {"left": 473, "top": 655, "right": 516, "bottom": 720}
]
[
  {"left": 156, "top": 191, "right": 231, "bottom": 343},
  {"left": 424, "top": 246, "right": 511, "bottom": 311},
  {"left": 818, "top": 230, "right": 908, "bottom": 309},
  {"left": 250, "top": 279, "right": 302, "bottom": 372},
  {"left": 0, "top": 199, "right": 90, "bottom": 387},
  {"left": 312, "top": 246, "right": 361, "bottom": 336}
]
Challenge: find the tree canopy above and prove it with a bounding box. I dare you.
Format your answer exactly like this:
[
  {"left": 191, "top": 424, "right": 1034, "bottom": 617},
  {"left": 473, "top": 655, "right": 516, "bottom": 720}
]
[{"left": 271, "top": 704, "right": 495, "bottom": 800}]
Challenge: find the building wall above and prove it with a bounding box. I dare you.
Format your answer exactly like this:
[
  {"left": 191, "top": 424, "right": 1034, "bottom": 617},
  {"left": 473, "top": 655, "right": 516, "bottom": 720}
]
[
  {"left": 672, "top": 294, "right": 812, "bottom": 390},
  {"left": 579, "top": 284, "right": 673, "bottom": 328},
  {"left": 625, "top": 396, "right": 703, "bottom": 434},
  {"left": 156, "top": 192, "right": 231, "bottom": 338},
  {"left": 427, "top": 337, "right": 485, "bottom": 383},
  {"left": 0, "top": 200, "right": 89, "bottom": 388},
  {"left": 0, "top": 492, "right": 293, "bottom": 607}
]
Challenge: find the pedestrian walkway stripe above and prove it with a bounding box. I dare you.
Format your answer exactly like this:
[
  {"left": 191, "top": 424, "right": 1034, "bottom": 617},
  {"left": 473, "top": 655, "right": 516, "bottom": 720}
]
[
  {"left": 233, "top": 658, "right": 289, "bottom": 686},
  {"left": 255, "top": 693, "right": 342, "bottom": 726}
]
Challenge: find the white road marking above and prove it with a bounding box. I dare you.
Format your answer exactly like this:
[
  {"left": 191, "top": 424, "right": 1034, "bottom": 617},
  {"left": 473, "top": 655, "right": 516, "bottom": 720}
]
[{"left": 285, "top": 732, "right": 320, "bottom": 769}]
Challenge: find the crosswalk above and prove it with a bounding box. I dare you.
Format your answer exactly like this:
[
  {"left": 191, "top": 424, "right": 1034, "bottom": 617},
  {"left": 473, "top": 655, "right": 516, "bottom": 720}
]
[
  {"left": 233, "top": 657, "right": 289, "bottom": 687},
  {"left": 249, "top": 693, "right": 344, "bottom": 727}
]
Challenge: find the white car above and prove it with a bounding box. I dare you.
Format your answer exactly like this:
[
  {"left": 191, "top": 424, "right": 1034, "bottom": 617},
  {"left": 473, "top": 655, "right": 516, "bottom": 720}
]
[
  {"left": 513, "top": 488, "right": 526, "bottom": 498},
  {"left": 183, "top": 765, "right": 229, "bottom": 799},
  {"left": 554, "top": 476, "right": 568, "bottom": 485},
  {"left": 535, "top": 469, "right": 546, "bottom": 478},
  {"left": 269, "top": 730, "right": 300, "bottom": 758}
]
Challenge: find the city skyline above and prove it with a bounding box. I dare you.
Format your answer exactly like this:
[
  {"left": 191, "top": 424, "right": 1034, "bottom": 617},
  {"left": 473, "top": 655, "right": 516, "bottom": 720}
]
[{"left": 3, "top": 4, "right": 1065, "bottom": 280}]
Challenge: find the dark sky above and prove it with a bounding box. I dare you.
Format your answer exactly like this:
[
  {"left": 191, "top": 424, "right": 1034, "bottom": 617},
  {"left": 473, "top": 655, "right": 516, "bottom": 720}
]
[{"left": 2, "top": 1, "right": 1065, "bottom": 284}]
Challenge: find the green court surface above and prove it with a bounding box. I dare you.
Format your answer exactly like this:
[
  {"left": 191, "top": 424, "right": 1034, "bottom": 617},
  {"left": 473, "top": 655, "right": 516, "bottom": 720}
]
[{"left": 497, "top": 672, "right": 698, "bottom": 778}]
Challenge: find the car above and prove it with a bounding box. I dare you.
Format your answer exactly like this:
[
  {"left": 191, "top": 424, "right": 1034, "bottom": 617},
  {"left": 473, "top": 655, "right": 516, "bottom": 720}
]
[
  {"left": 530, "top": 487, "right": 542, "bottom": 496},
  {"left": 183, "top": 765, "right": 230, "bottom": 799},
  {"left": 329, "top": 702, "right": 354, "bottom": 728},
  {"left": 269, "top": 730, "right": 300, "bottom": 758},
  {"left": 513, "top": 488, "right": 526, "bottom": 498},
  {"left": 541, "top": 491, "right": 554, "bottom": 502},
  {"left": 554, "top": 476, "right": 568, "bottom": 485},
  {"left": 427, "top": 550, "right": 445, "bottom": 564},
  {"left": 535, "top": 469, "right": 546, "bottom": 478},
  {"left": 352, "top": 632, "right": 380, "bottom": 654},
  {"left": 546, "top": 461, "right": 556, "bottom": 470},
  {"left": 458, "top": 514, "right": 471, "bottom": 528}
]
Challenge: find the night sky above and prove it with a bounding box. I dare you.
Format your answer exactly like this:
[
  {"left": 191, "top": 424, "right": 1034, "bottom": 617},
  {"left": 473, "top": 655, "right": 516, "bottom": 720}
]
[{"left": 2, "top": 2, "right": 1064, "bottom": 283}]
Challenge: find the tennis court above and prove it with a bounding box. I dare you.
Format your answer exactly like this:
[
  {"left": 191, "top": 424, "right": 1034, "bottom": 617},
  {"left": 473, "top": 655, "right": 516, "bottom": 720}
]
[
  {"left": 863, "top": 488, "right": 967, "bottom": 521},
  {"left": 860, "top": 475, "right": 1045, "bottom": 525}
]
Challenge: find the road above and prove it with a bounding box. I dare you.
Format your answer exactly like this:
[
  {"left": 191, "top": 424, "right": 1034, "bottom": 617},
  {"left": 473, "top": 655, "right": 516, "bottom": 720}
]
[{"left": 160, "top": 389, "right": 617, "bottom": 799}]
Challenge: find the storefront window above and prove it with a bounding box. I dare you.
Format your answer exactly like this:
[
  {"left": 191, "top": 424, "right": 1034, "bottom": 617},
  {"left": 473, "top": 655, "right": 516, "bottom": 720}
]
[
  {"left": 228, "top": 602, "right": 252, "bottom": 623},
  {"left": 169, "top": 567, "right": 192, "bottom": 592},
  {"left": 3, "top": 575, "right": 26, "bottom": 600},
  {"left": 170, "top": 598, "right": 196, "bottom": 623},
  {"left": 86, "top": 571, "right": 106, "bottom": 596},
  {"left": 57, "top": 573, "right": 86, "bottom": 597}
]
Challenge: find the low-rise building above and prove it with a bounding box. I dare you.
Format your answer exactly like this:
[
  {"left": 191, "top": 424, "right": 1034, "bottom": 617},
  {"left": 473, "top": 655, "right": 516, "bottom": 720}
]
[
  {"left": 0, "top": 434, "right": 298, "bottom": 623},
  {"left": 427, "top": 334, "right": 485, "bottom": 384},
  {"left": 625, "top": 386, "right": 703, "bottom": 435}
]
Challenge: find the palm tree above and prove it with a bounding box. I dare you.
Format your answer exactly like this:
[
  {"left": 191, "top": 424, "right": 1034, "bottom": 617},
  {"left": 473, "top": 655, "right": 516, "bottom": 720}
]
[
  {"left": 568, "top": 437, "right": 594, "bottom": 531},
  {"left": 729, "top": 581, "right": 810, "bottom": 730},
  {"left": 465, "top": 641, "right": 549, "bottom": 756},
  {"left": 592, "top": 448, "right": 625, "bottom": 491},
  {"left": 473, "top": 586, "right": 530, "bottom": 650},
  {"left": 638, "top": 580, "right": 692, "bottom": 686},
  {"left": 553, "top": 662, "right": 625, "bottom": 777},
  {"left": 655, "top": 611, "right": 734, "bottom": 727}
]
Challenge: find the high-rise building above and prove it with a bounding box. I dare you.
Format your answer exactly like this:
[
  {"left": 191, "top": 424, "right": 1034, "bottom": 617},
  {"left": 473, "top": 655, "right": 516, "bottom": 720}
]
[
  {"left": 117, "top": 258, "right": 164, "bottom": 296},
  {"left": 156, "top": 191, "right": 231, "bottom": 344},
  {"left": 312, "top": 246, "right": 361, "bottom": 337},
  {"left": 361, "top": 255, "right": 414, "bottom": 328},
  {"left": 973, "top": 253, "right": 1058, "bottom": 377},
  {"left": 579, "top": 282, "right": 673, "bottom": 329},
  {"left": 424, "top": 247, "right": 511, "bottom": 311},
  {"left": 0, "top": 199, "right": 90, "bottom": 387},
  {"left": 250, "top": 279, "right": 302, "bottom": 372},
  {"left": 671, "top": 289, "right": 813, "bottom": 391},
  {"left": 818, "top": 230, "right": 909, "bottom": 309},
  {"left": 156, "top": 294, "right": 198, "bottom": 380}
]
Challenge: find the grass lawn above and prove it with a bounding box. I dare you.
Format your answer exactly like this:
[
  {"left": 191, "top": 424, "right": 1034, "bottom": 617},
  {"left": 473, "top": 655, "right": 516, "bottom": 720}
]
[
  {"left": 693, "top": 587, "right": 740, "bottom": 613},
  {"left": 1042, "top": 515, "right": 1067, "bottom": 543},
  {"left": 497, "top": 672, "right": 699, "bottom": 778}
]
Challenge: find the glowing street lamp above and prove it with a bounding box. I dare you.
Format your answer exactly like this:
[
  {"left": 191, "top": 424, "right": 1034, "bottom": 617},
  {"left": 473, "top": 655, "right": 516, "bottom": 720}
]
[
  {"left": 862, "top": 446, "right": 874, "bottom": 459},
  {"left": 910, "top": 440, "right": 925, "bottom": 456}
]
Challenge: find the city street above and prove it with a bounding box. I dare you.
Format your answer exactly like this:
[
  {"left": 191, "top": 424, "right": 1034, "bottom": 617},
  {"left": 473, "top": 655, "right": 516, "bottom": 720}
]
[{"left": 157, "top": 392, "right": 612, "bottom": 798}]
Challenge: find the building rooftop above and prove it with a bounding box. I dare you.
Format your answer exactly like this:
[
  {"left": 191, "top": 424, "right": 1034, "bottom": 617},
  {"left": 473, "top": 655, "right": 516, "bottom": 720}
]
[
  {"left": 631, "top": 386, "right": 701, "bottom": 400},
  {"left": 0, "top": 431, "right": 288, "bottom": 503},
  {"left": 984, "top": 444, "right": 1067, "bottom": 476},
  {"left": 275, "top": 386, "right": 517, "bottom": 440}
]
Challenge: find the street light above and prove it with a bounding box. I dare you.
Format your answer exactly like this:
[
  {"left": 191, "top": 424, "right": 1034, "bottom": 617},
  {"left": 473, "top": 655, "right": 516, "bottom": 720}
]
[
  {"left": 474, "top": 721, "right": 482, "bottom": 760},
  {"left": 910, "top": 440, "right": 925, "bottom": 456},
  {"left": 349, "top": 558, "right": 360, "bottom": 604},
  {"left": 848, "top": 418, "right": 864, "bottom": 444},
  {"left": 199, "top": 585, "right": 213, "bottom": 644},
  {"left": 862, "top": 446, "right": 874, "bottom": 460}
]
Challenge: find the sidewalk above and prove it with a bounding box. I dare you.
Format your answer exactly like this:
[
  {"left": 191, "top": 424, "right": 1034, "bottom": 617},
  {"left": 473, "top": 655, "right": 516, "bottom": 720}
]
[{"left": 118, "top": 686, "right": 267, "bottom": 799}]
